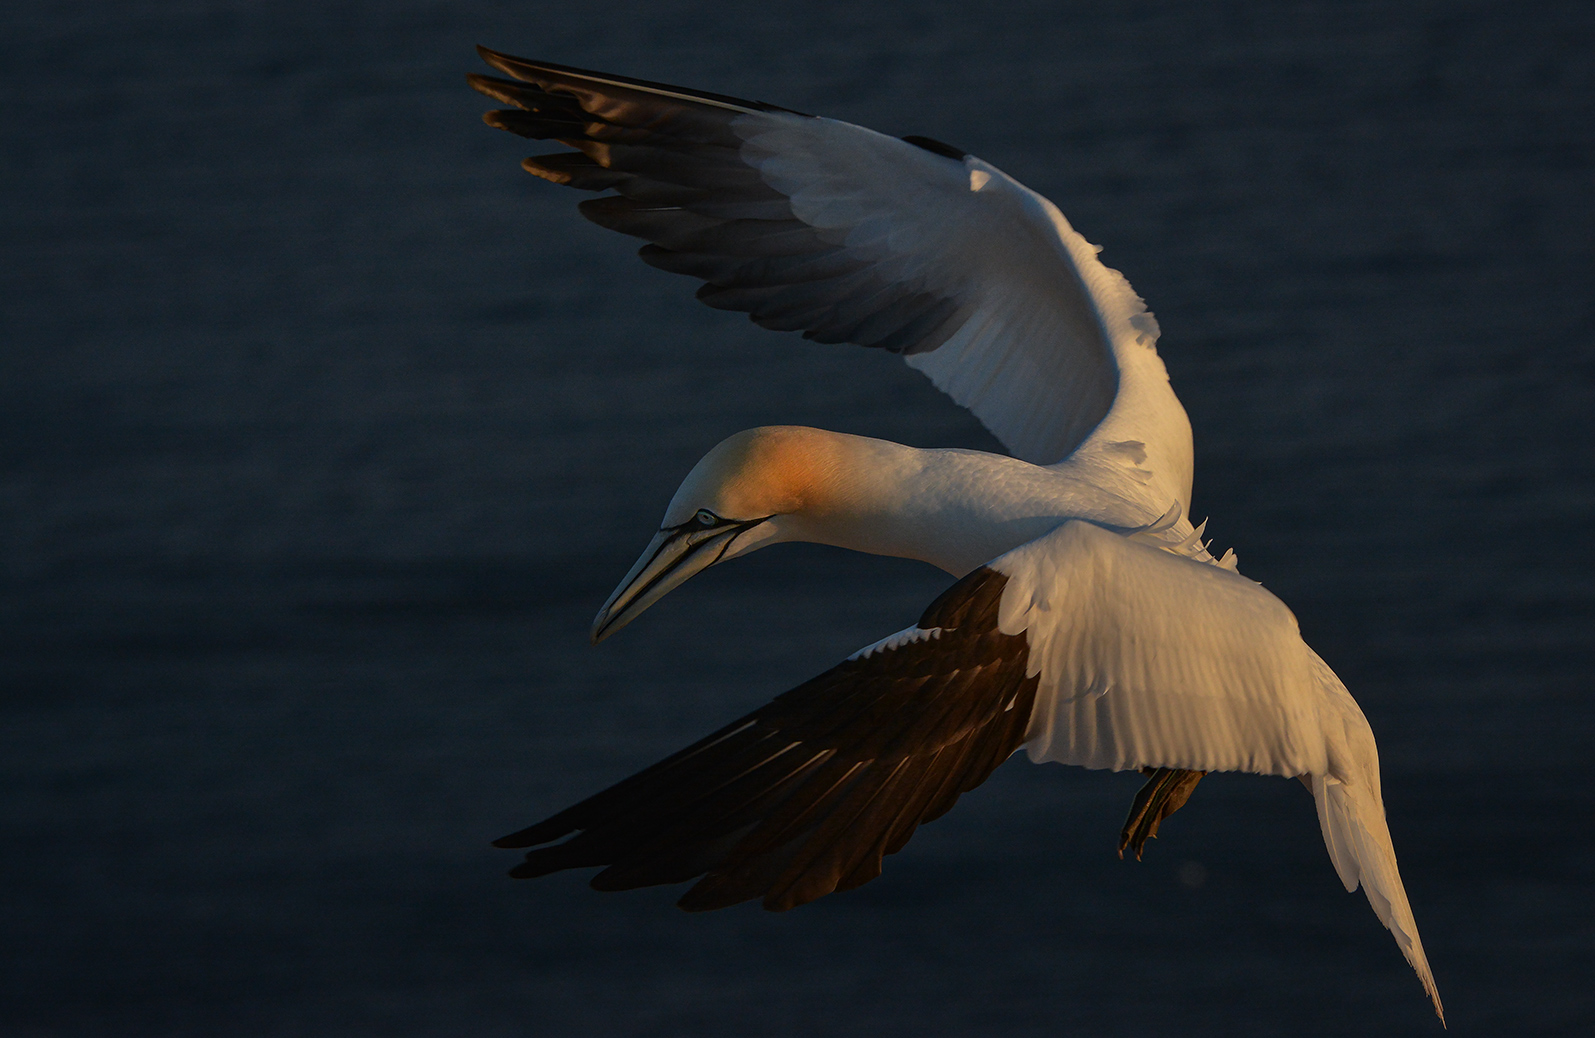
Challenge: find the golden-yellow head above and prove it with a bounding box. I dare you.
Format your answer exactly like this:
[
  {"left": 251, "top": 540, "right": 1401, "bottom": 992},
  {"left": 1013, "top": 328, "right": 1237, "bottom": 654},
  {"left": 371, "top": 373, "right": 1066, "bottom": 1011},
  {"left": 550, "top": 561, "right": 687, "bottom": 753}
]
[
  {"left": 591, "top": 426, "right": 849, "bottom": 643},
  {"left": 662, "top": 425, "right": 846, "bottom": 525}
]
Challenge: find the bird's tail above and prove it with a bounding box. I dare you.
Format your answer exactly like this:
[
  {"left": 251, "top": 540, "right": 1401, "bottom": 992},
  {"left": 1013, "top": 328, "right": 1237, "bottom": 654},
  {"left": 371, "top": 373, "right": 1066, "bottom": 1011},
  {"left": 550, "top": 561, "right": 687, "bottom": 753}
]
[{"left": 1310, "top": 771, "right": 1445, "bottom": 1025}]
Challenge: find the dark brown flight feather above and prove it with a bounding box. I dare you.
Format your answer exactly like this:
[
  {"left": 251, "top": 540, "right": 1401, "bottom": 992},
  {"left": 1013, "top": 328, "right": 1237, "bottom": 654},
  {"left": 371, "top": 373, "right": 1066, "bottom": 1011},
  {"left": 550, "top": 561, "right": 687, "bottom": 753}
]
[
  {"left": 496, "top": 566, "right": 1039, "bottom": 912},
  {"left": 467, "top": 47, "right": 971, "bottom": 357}
]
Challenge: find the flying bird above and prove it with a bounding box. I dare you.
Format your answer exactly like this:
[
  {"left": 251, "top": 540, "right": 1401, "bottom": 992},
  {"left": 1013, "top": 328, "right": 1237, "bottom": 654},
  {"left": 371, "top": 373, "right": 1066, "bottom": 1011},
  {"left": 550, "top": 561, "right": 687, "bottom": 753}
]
[{"left": 468, "top": 48, "right": 1443, "bottom": 1022}]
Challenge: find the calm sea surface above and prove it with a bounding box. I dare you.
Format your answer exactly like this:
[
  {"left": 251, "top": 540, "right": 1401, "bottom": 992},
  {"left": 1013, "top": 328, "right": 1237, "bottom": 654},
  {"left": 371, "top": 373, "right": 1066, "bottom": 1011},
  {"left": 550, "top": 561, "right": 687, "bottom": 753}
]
[{"left": 3, "top": 2, "right": 1592, "bottom": 1034}]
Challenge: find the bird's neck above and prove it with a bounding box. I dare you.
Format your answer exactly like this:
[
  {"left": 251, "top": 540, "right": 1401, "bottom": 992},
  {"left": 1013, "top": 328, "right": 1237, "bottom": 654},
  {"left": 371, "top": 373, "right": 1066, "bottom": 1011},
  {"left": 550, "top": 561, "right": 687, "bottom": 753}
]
[{"left": 769, "top": 432, "right": 1146, "bottom": 577}]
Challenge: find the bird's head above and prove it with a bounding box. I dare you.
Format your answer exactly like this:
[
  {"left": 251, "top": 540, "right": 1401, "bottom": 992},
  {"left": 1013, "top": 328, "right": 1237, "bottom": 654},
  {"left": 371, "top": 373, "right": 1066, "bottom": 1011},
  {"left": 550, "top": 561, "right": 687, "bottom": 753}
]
[{"left": 590, "top": 426, "right": 850, "bottom": 643}]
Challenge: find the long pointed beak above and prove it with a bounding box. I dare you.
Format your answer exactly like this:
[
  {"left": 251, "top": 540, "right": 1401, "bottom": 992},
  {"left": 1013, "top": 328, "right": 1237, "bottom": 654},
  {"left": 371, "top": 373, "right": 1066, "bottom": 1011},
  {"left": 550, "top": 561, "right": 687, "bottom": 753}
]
[{"left": 590, "top": 519, "right": 769, "bottom": 644}]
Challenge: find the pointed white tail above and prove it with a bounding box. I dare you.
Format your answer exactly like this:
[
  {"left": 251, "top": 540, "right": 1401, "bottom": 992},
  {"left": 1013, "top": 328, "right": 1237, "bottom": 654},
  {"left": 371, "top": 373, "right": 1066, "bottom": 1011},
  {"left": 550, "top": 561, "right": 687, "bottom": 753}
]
[{"left": 1311, "top": 772, "right": 1445, "bottom": 1024}]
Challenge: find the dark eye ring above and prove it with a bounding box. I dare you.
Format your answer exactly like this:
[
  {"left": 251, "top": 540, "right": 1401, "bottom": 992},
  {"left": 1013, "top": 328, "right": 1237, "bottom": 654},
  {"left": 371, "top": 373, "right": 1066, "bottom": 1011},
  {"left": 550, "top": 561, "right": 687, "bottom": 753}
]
[{"left": 695, "top": 509, "right": 718, "bottom": 526}]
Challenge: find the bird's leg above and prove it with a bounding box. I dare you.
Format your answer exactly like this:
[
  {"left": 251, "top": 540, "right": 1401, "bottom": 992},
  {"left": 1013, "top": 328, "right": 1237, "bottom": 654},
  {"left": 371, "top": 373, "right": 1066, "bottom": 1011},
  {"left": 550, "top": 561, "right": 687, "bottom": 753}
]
[{"left": 1118, "top": 767, "right": 1206, "bottom": 861}]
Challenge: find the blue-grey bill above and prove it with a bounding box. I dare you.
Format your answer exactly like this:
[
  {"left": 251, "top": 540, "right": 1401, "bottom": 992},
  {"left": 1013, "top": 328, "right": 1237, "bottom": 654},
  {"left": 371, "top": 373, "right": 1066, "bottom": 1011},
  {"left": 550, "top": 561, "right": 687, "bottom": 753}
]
[{"left": 590, "top": 524, "right": 752, "bottom": 644}]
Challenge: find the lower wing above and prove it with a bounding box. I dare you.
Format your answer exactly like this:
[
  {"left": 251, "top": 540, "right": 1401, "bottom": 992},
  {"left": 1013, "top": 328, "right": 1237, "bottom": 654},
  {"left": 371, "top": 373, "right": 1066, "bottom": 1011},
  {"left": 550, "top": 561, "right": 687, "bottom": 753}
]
[{"left": 496, "top": 566, "right": 1038, "bottom": 912}]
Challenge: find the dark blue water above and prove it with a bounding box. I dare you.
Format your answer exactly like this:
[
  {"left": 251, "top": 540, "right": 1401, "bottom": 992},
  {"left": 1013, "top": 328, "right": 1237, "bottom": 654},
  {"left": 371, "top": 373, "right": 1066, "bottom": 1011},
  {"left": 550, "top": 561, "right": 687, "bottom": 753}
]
[{"left": 3, "top": 1, "right": 1592, "bottom": 1034}]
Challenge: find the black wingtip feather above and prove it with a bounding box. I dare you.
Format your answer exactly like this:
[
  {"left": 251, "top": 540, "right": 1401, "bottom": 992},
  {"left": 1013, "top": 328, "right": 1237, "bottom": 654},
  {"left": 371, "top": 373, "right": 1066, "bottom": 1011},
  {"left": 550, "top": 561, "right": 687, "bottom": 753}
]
[
  {"left": 468, "top": 51, "right": 986, "bottom": 371},
  {"left": 493, "top": 567, "right": 1036, "bottom": 911},
  {"left": 466, "top": 72, "right": 524, "bottom": 107},
  {"left": 474, "top": 46, "right": 812, "bottom": 117},
  {"left": 493, "top": 814, "right": 581, "bottom": 848},
  {"left": 522, "top": 153, "right": 631, "bottom": 191}
]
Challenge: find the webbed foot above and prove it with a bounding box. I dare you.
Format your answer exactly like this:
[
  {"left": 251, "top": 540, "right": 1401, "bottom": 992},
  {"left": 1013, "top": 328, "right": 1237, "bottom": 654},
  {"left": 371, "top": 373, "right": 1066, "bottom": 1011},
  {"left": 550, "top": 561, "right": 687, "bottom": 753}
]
[{"left": 1119, "top": 767, "right": 1206, "bottom": 860}]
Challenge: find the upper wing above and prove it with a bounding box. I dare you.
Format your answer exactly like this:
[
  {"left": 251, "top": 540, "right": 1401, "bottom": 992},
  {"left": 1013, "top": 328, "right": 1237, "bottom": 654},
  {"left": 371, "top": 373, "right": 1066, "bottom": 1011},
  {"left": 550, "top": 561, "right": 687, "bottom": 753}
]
[
  {"left": 993, "top": 521, "right": 1441, "bottom": 1018},
  {"left": 495, "top": 566, "right": 1038, "bottom": 912},
  {"left": 468, "top": 49, "right": 1185, "bottom": 472}
]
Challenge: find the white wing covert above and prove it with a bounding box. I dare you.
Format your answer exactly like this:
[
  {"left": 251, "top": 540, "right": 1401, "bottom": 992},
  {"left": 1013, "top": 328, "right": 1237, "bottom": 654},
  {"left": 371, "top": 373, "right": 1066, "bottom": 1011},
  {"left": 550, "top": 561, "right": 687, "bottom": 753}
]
[
  {"left": 998, "top": 520, "right": 1332, "bottom": 777},
  {"left": 991, "top": 520, "right": 1441, "bottom": 1019},
  {"left": 468, "top": 49, "right": 1189, "bottom": 483}
]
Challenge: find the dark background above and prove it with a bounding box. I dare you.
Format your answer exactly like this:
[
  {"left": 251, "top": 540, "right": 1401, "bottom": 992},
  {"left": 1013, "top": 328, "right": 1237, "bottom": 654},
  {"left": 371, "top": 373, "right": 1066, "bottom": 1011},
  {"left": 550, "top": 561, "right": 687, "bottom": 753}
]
[{"left": 3, "top": 1, "right": 1592, "bottom": 1034}]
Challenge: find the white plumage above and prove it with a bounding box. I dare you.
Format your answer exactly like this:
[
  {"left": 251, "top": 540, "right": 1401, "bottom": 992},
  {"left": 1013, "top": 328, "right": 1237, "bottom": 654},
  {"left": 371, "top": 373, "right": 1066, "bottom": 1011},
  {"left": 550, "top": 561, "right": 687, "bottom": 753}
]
[{"left": 470, "top": 49, "right": 1442, "bottom": 1024}]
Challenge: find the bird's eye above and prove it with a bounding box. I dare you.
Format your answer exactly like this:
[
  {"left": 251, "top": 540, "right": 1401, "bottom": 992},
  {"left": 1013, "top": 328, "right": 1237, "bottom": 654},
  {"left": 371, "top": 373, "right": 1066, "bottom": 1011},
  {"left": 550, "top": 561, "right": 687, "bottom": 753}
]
[{"left": 695, "top": 509, "right": 718, "bottom": 526}]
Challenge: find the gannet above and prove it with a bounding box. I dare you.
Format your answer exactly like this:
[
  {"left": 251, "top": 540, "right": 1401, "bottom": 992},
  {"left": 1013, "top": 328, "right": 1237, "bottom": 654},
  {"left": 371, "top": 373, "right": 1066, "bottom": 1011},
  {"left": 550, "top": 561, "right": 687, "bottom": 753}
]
[{"left": 468, "top": 49, "right": 1443, "bottom": 1022}]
